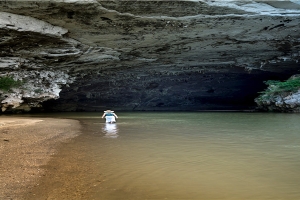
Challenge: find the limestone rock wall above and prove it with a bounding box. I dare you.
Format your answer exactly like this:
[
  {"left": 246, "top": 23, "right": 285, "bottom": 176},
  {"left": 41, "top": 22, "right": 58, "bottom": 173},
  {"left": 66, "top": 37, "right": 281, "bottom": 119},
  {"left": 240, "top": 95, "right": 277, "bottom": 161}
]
[
  {"left": 256, "top": 90, "right": 300, "bottom": 112},
  {"left": 255, "top": 75, "right": 300, "bottom": 112},
  {"left": 0, "top": 0, "right": 300, "bottom": 112},
  {"left": 0, "top": 69, "right": 75, "bottom": 112}
]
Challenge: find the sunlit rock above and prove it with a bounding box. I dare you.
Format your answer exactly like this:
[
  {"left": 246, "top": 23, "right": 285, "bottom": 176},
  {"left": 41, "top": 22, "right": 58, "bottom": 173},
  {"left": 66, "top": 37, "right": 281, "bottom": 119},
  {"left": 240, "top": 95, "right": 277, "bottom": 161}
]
[{"left": 255, "top": 75, "right": 300, "bottom": 112}]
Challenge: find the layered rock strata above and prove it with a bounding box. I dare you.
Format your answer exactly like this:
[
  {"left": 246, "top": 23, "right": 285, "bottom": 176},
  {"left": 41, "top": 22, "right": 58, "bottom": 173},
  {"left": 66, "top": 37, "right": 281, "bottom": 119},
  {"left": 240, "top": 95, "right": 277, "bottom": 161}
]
[{"left": 0, "top": 0, "right": 300, "bottom": 112}]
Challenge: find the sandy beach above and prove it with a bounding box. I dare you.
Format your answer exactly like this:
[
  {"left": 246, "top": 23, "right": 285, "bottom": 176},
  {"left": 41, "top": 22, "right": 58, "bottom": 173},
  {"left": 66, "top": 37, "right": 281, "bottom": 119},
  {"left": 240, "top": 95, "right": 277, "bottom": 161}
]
[{"left": 0, "top": 116, "right": 81, "bottom": 200}]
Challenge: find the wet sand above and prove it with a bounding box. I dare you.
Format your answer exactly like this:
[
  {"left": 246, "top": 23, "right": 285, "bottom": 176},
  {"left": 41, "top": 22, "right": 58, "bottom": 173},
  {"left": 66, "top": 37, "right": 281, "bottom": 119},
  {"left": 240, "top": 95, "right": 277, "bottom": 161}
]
[{"left": 0, "top": 116, "right": 81, "bottom": 200}]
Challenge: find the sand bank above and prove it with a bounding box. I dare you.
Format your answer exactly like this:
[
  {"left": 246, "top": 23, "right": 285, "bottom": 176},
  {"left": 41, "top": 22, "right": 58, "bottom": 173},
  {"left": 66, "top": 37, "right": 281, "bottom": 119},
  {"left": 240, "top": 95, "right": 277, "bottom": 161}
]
[{"left": 0, "top": 116, "right": 81, "bottom": 200}]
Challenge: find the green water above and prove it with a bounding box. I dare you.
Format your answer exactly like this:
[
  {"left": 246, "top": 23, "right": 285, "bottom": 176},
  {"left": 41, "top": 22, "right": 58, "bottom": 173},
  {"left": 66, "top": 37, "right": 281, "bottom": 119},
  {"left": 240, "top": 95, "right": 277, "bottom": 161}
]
[{"left": 27, "top": 112, "right": 300, "bottom": 199}]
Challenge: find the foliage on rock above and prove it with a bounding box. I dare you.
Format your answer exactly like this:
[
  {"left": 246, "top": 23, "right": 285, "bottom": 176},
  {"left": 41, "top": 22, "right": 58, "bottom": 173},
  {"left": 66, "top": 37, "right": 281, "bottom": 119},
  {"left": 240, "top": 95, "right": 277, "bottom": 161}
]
[
  {"left": 0, "top": 76, "right": 22, "bottom": 92},
  {"left": 255, "top": 75, "right": 300, "bottom": 112},
  {"left": 258, "top": 77, "right": 300, "bottom": 97}
]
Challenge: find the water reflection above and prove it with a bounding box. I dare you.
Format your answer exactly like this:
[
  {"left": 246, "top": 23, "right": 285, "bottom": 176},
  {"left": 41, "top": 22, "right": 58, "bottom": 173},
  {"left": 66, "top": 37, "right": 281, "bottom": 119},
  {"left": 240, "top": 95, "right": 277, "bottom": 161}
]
[
  {"left": 102, "top": 123, "right": 119, "bottom": 138},
  {"left": 23, "top": 112, "right": 300, "bottom": 200}
]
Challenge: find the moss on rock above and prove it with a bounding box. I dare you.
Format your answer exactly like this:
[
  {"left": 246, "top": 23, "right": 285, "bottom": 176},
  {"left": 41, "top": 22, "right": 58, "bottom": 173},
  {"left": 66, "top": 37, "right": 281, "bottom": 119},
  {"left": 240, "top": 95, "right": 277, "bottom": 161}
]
[
  {"left": 255, "top": 75, "right": 300, "bottom": 112},
  {"left": 0, "top": 76, "right": 22, "bottom": 92}
]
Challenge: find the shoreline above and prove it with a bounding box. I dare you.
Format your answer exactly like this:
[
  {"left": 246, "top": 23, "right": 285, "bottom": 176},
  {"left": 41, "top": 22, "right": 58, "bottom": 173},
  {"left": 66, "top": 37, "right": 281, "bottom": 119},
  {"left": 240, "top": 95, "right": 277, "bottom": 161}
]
[{"left": 0, "top": 116, "right": 82, "bottom": 200}]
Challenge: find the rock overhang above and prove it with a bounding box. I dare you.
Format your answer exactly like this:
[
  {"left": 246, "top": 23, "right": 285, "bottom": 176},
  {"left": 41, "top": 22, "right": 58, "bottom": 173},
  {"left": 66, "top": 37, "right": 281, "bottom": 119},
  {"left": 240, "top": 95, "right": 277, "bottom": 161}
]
[{"left": 0, "top": 0, "right": 300, "bottom": 112}]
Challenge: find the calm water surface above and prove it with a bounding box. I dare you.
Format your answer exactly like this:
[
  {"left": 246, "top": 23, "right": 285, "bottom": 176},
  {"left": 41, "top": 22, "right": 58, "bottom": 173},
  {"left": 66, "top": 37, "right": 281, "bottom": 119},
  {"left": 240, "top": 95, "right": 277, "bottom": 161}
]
[{"left": 31, "top": 112, "right": 300, "bottom": 199}]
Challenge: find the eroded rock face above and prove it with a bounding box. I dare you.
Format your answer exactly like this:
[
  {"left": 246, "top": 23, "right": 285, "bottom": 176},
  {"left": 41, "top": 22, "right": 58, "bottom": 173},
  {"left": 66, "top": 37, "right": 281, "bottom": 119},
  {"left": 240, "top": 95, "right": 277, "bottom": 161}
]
[
  {"left": 0, "top": 69, "right": 75, "bottom": 112},
  {"left": 0, "top": 0, "right": 300, "bottom": 112},
  {"left": 256, "top": 90, "right": 300, "bottom": 112},
  {"left": 255, "top": 75, "right": 300, "bottom": 112}
]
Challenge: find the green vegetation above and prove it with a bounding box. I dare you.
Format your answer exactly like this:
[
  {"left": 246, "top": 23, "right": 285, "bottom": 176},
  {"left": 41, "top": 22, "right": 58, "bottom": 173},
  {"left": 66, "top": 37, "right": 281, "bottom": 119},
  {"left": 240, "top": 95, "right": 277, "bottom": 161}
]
[
  {"left": 34, "top": 88, "right": 43, "bottom": 94},
  {"left": 258, "top": 77, "right": 300, "bottom": 99},
  {"left": 0, "top": 76, "right": 22, "bottom": 91}
]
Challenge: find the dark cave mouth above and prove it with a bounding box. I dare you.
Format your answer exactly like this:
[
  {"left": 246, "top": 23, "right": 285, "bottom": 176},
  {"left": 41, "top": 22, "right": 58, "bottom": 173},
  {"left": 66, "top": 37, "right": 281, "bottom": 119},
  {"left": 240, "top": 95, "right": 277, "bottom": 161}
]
[{"left": 40, "top": 68, "right": 297, "bottom": 112}]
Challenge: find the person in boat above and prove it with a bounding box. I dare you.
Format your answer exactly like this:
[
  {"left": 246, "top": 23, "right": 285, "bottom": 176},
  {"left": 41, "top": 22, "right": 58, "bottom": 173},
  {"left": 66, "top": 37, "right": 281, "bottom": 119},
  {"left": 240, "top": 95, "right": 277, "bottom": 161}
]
[{"left": 102, "top": 110, "right": 118, "bottom": 123}]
